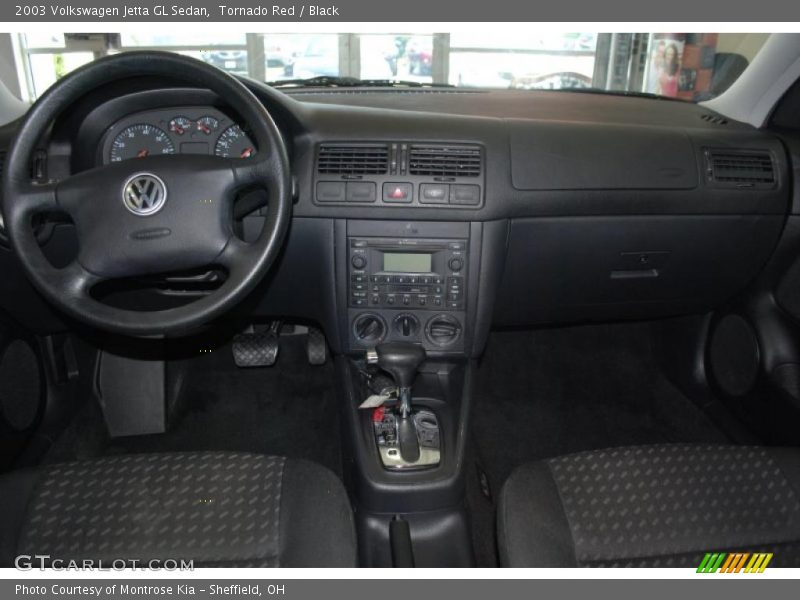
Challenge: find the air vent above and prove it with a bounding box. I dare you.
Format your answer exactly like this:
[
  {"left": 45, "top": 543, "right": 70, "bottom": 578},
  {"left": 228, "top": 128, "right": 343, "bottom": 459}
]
[
  {"left": 700, "top": 113, "right": 728, "bottom": 126},
  {"left": 705, "top": 149, "right": 775, "bottom": 187},
  {"left": 317, "top": 144, "right": 389, "bottom": 175},
  {"left": 409, "top": 145, "right": 481, "bottom": 178}
]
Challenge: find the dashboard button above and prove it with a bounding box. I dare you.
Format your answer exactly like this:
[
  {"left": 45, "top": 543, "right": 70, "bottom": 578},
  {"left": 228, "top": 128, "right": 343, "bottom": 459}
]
[
  {"left": 420, "top": 184, "right": 449, "bottom": 204},
  {"left": 317, "top": 181, "right": 346, "bottom": 202},
  {"left": 449, "top": 184, "right": 481, "bottom": 206},
  {"left": 383, "top": 183, "right": 413, "bottom": 203},
  {"left": 346, "top": 182, "right": 377, "bottom": 203}
]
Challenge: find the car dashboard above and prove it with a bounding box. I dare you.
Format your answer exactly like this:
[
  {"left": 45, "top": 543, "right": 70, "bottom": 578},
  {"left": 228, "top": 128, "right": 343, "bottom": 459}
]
[{"left": 0, "top": 78, "right": 793, "bottom": 360}]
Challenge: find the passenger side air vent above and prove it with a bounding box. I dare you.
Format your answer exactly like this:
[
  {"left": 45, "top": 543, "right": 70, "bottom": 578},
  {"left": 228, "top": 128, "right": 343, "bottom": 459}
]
[
  {"left": 700, "top": 113, "right": 729, "bottom": 126},
  {"left": 317, "top": 144, "right": 389, "bottom": 175},
  {"left": 408, "top": 145, "right": 482, "bottom": 178},
  {"left": 705, "top": 149, "right": 775, "bottom": 188}
]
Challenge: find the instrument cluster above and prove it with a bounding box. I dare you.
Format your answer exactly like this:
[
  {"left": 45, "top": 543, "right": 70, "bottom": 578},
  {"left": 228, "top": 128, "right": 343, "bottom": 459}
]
[{"left": 102, "top": 106, "right": 257, "bottom": 165}]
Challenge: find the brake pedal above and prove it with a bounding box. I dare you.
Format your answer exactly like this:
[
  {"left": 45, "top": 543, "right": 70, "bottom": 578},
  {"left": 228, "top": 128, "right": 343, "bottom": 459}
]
[
  {"left": 232, "top": 328, "right": 279, "bottom": 367},
  {"left": 306, "top": 327, "right": 327, "bottom": 365}
]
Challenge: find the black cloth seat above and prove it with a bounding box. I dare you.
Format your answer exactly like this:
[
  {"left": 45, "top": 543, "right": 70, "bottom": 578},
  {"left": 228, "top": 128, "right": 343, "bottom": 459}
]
[
  {"left": 498, "top": 444, "right": 800, "bottom": 567},
  {"left": 0, "top": 451, "right": 357, "bottom": 567}
]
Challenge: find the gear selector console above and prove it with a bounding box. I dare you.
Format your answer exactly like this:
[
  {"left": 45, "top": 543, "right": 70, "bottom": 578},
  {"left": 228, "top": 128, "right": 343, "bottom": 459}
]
[
  {"left": 366, "top": 342, "right": 441, "bottom": 470},
  {"left": 373, "top": 408, "right": 441, "bottom": 470}
]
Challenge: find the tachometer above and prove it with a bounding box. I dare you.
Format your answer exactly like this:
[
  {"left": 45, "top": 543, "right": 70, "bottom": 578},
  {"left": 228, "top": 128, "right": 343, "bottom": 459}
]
[
  {"left": 109, "top": 124, "right": 175, "bottom": 162},
  {"left": 214, "top": 125, "right": 256, "bottom": 159}
]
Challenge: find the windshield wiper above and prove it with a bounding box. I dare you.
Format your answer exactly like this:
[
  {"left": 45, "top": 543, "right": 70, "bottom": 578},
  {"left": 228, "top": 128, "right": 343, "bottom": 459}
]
[{"left": 268, "top": 75, "right": 454, "bottom": 89}]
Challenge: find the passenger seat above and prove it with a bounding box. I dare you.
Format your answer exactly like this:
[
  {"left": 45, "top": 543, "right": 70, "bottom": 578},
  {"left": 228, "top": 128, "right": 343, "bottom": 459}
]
[{"left": 498, "top": 444, "right": 800, "bottom": 567}]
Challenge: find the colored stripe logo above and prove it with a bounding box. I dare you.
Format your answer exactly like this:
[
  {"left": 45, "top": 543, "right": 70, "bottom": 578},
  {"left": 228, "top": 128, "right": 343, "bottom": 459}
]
[{"left": 697, "top": 552, "right": 773, "bottom": 573}]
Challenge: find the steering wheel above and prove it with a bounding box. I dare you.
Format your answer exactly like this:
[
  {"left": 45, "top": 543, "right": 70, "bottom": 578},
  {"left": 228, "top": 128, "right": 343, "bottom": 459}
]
[{"left": 1, "top": 51, "right": 292, "bottom": 337}]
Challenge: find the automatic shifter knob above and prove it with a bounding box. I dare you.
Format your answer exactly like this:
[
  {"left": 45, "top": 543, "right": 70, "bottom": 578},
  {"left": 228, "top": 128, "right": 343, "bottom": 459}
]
[{"left": 368, "top": 342, "right": 426, "bottom": 390}]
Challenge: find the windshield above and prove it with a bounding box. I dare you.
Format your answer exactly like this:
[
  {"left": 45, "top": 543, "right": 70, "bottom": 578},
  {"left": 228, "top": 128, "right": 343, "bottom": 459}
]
[{"left": 14, "top": 32, "right": 769, "bottom": 102}]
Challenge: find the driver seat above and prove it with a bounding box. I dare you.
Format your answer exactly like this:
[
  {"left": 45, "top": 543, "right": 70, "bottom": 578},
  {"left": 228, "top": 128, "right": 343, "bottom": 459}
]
[{"left": 0, "top": 451, "right": 357, "bottom": 568}]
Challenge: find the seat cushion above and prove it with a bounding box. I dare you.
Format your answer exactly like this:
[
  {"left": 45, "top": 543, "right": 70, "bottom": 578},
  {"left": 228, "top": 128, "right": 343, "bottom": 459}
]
[
  {"left": 498, "top": 444, "right": 800, "bottom": 567},
  {"left": 0, "top": 451, "right": 356, "bottom": 567}
]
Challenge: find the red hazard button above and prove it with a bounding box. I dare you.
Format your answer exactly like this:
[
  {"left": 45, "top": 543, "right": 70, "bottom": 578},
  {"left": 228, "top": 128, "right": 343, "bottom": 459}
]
[{"left": 383, "top": 182, "right": 412, "bottom": 203}]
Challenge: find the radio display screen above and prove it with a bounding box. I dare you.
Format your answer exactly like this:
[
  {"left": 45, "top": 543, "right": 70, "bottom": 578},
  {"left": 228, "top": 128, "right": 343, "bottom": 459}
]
[{"left": 383, "top": 252, "right": 432, "bottom": 273}]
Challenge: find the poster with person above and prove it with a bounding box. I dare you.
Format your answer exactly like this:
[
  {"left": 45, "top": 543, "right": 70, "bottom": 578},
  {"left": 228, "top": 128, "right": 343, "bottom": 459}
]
[{"left": 645, "top": 34, "right": 685, "bottom": 97}]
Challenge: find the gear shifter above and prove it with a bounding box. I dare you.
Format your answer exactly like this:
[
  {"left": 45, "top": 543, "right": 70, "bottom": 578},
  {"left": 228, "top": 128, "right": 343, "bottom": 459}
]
[
  {"left": 367, "top": 342, "right": 426, "bottom": 417},
  {"left": 367, "top": 342, "right": 438, "bottom": 469}
]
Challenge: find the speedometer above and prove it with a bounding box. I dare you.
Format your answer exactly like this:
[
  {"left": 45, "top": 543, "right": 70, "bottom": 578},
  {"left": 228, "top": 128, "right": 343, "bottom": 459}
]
[
  {"left": 109, "top": 124, "right": 175, "bottom": 163},
  {"left": 214, "top": 125, "right": 256, "bottom": 159}
]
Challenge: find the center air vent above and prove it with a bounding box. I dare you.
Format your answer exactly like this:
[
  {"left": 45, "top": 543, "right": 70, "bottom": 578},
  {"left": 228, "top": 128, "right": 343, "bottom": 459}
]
[
  {"left": 705, "top": 149, "right": 775, "bottom": 188},
  {"left": 409, "top": 145, "right": 482, "bottom": 178},
  {"left": 317, "top": 144, "right": 388, "bottom": 175}
]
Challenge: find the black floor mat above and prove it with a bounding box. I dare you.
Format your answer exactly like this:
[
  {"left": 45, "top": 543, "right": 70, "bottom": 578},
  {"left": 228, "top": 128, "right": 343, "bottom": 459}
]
[
  {"left": 469, "top": 321, "right": 730, "bottom": 565},
  {"left": 45, "top": 334, "right": 341, "bottom": 476}
]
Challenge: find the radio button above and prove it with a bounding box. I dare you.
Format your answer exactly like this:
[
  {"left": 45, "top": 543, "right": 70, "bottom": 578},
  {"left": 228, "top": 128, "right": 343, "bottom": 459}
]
[
  {"left": 386, "top": 295, "right": 397, "bottom": 306},
  {"left": 418, "top": 295, "right": 428, "bottom": 306},
  {"left": 402, "top": 295, "right": 412, "bottom": 306},
  {"left": 371, "top": 294, "right": 381, "bottom": 304},
  {"left": 433, "top": 296, "right": 443, "bottom": 307}
]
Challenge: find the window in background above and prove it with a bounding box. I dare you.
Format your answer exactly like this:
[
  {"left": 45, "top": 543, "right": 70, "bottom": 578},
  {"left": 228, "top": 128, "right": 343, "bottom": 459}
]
[
  {"left": 359, "top": 34, "right": 434, "bottom": 82},
  {"left": 269, "top": 34, "right": 340, "bottom": 80},
  {"left": 13, "top": 32, "right": 769, "bottom": 103},
  {"left": 448, "top": 32, "right": 597, "bottom": 88}
]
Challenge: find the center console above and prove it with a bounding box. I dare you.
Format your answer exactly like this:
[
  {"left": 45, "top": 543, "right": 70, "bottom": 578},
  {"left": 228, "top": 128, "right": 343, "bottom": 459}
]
[
  {"left": 333, "top": 219, "right": 492, "bottom": 566},
  {"left": 342, "top": 221, "right": 473, "bottom": 355}
]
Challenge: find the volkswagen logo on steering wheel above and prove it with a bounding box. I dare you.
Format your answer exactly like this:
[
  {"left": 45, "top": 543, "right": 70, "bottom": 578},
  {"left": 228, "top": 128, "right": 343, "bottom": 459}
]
[{"left": 122, "top": 173, "right": 167, "bottom": 216}]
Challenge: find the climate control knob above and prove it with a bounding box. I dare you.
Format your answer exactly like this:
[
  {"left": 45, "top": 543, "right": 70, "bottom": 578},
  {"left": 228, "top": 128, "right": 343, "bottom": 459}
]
[
  {"left": 353, "top": 313, "right": 386, "bottom": 344},
  {"left": 425, "top": 314, "right": 462, "bottom": 347},
  {"left": 393, "top": 313, "right": 420, "bottom": 338}
]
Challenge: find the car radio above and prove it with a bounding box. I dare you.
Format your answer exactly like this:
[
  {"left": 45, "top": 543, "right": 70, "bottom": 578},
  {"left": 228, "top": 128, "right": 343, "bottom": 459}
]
[{"left": 348, "top": 237, "right": 467, "bottom": 311}]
